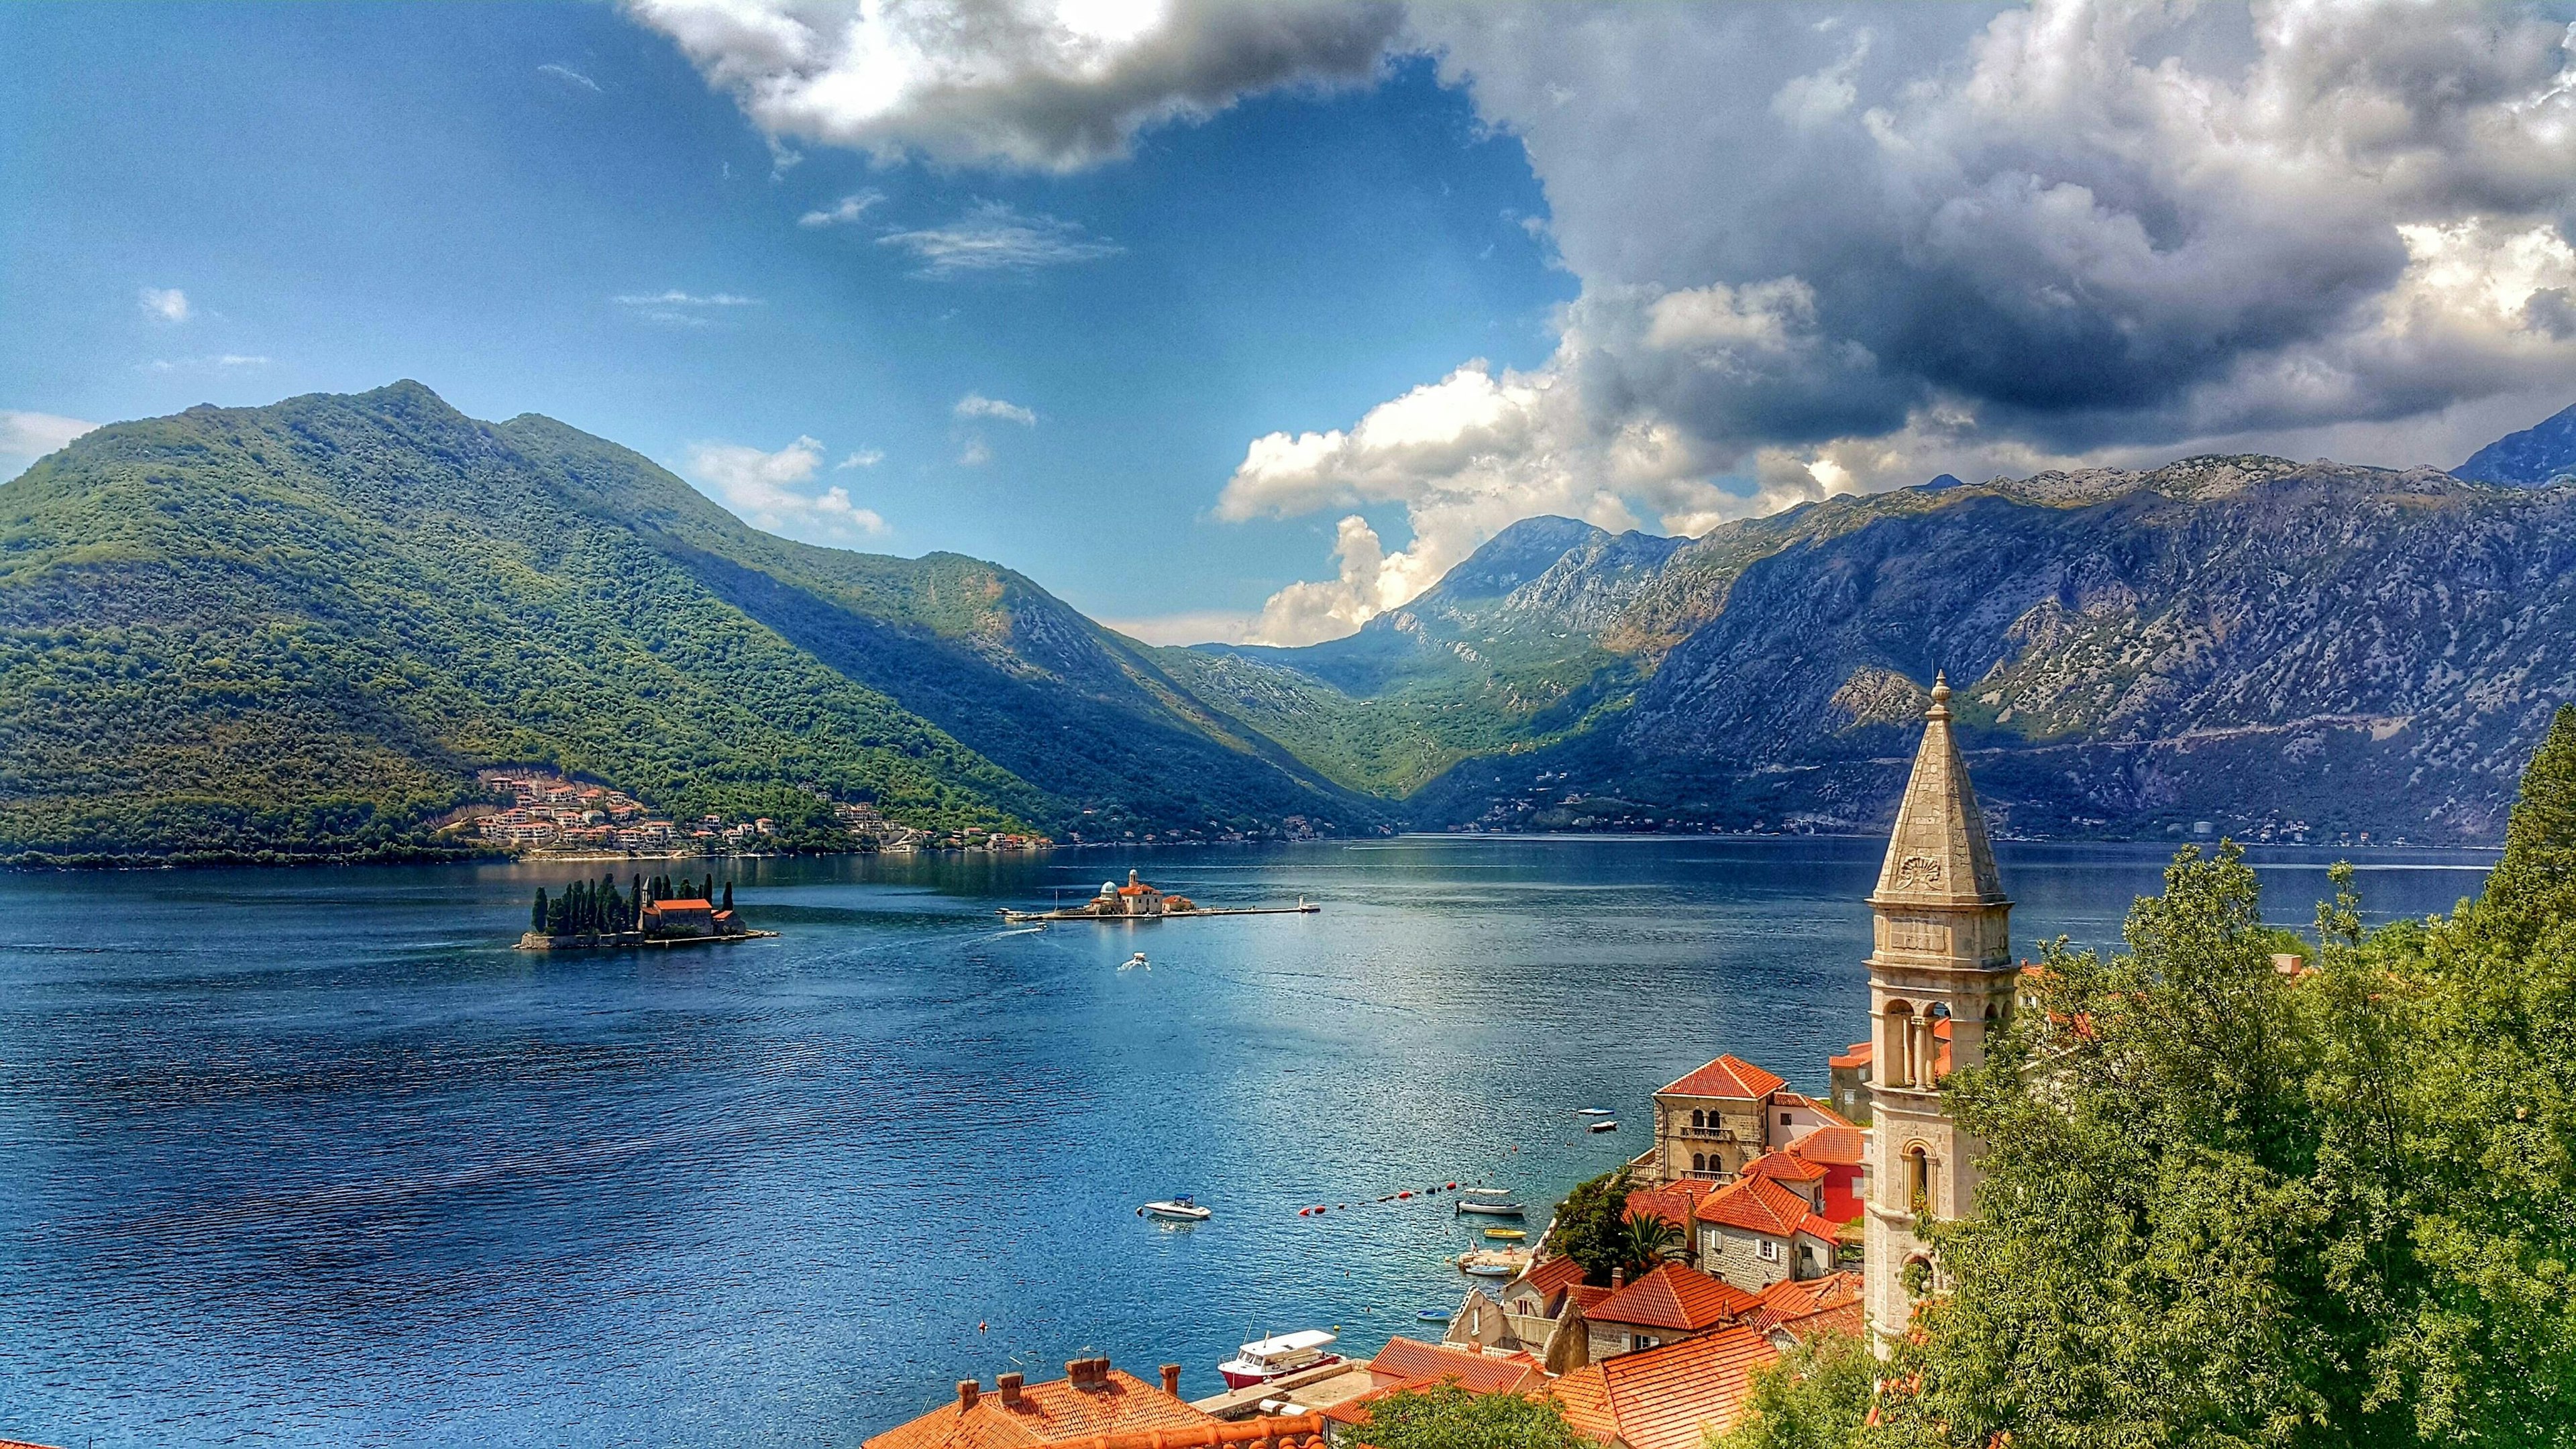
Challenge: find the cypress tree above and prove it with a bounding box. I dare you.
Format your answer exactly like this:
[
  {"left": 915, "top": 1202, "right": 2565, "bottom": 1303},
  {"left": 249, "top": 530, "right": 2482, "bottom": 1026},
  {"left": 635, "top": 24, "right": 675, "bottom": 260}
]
[
  {"left": 2480, "top": 702, "right": 2576, "bottom": 953},
  {"left": 722, "top": 881, "right": 733, "bottom": 911},
  {"left": 545, "top": 893, "right": 568, "bottom": 935},
  {"left": 532, "top": 888, "right": 547, "bottom": 932},
  {"left": 631, "top": 874, "right": 644, "bottom": 929}
]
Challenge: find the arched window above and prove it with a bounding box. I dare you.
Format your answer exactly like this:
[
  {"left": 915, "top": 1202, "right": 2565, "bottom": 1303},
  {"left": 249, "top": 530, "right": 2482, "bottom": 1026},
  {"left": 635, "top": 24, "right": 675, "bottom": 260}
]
[
  {"left": 1926, "top": 1002, "right": 1953, "bottom": 1081},
  {"left": 1690, "top": 1108, "right": 1705, "bottom": 1129},
  {"left": 1693, "top": 1152, "right": 1706, "bottom": 1173},
  {"left": 1906, "top": 1145, "right": 1931, "bottom": 1214}
]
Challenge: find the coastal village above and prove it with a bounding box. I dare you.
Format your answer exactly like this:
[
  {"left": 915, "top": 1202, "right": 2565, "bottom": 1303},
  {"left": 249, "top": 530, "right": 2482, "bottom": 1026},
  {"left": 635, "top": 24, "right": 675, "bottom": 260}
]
[
  {"left": 468, "top": 772, "right": 1047, "bottom": 857},
  {"left": 865, "top": 680, "right": 2017, "bottom": 1449}
]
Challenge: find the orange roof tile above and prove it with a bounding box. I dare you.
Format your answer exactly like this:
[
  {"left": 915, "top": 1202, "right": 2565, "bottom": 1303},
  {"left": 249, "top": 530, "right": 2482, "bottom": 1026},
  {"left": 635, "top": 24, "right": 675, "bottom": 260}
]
[
  {"left": 1623, "top": 1185, "right": 1701, "bottom": 1234},
  {"left": 1786, "top": 1124, "right": 1865, "bottom": 1169},
  {"left": 1698, "top": 1177, "right": 1839, "bottom": 1243},
  {"left": 1829, "top": 1041, "right": 1872, "bottom": 1069},
  {"left": 1365, "top": 1339, "right": 1544, "bottom": 1395},
  {"left": 1764, "top": 1299, "right": 1866, "bottom": 1346},
  {"left": 1741, "top": 1151, "right": 1828, "bottom": 1185},
  {"left": 1656, "top": 1055, "right": 1788, "bottom": 1102},
  {"left": 1564, "top": 1283, "right": 1617, "bottom": 1313},
  {"left": 865, "top": 1369, "right": 1212, "bottom": 1449},
  {"left": 1058, "top": 1415, "right": 1328, "bottom": 1449},
  {"left": 1585, "top": 1261, "right": 1760, "bottom": 1332},
  {"left": 1513, "top": 1254, "right": 1587, "bottom": 1299},
  {"left": 1749, "top": 1272, "right": 1861, "bottom": 1332},
  {"left": 1563, "top": 1326, "right": 1782, "bottom": 1449}
]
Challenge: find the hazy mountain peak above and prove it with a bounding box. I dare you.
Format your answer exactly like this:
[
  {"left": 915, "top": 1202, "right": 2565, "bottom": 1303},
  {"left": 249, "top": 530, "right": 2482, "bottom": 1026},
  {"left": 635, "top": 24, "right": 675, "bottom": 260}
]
[{"left": 2457, "top": 402, "right": 2576, "bottom": 486}]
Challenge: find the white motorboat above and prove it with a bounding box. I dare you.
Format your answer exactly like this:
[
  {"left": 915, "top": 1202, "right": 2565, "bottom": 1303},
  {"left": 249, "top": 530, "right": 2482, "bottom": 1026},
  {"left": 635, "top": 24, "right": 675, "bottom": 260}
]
[
  {"left": 1122, "top": 952, "right": 1149, "bottom": 970},
  {"left": 1218, "top": 1330, "right": 1340, "bottom": 1389},
  {"left": 1461, "top": 1187, "right": 1516, "bottom": 1197},
  {"left": 1576, "top": 1107, "right": 1614, "bottom": 1117},
  {"left": 1456, "top": 1197, "right": 1525, "bottom": 1216},
  {"left": 1139, "top": 1195, "right": 1212, "bottom": 1222},
  {"left": 1587, "top": 1119, "right": 1619, "bottom": 1134}
]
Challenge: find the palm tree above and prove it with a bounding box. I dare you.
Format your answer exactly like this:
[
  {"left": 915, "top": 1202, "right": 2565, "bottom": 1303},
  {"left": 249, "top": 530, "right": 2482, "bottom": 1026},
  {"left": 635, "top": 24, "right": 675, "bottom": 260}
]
[{"left": 1615, "top": 1212, "right": 1684, "bottom": 1278}]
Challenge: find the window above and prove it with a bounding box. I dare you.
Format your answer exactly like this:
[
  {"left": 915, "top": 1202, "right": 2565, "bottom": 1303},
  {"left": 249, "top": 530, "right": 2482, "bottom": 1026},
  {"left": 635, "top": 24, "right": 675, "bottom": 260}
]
[
  {"left": 1631, "top": 1334, "right": 1659, "bottom": 1352},
  {"left": 1907, "top": 1146, "right": 1931, "bottom": 1213},
  {"left": 1759, "top": 1238, "right": 1780, "bottom": 1263},
  {"left": 1692, "top": 1152, "right": 1706, "bottom": 1173},
  {"left": 1780, "top": 1113, "right": 1792, "bottom": 1126},
  {"left": 1691, "top": 1108, "right": 1705, "bottom": 1128}
]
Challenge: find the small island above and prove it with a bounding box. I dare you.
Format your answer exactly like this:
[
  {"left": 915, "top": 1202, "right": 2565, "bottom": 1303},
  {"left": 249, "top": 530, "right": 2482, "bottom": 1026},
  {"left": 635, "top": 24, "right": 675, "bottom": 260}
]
[
  {"left": 999, "top": 869, "right": 1319, "bottom": 924},
  {"left": 516, "top": 872, "right": 777, "bottom": 951}
]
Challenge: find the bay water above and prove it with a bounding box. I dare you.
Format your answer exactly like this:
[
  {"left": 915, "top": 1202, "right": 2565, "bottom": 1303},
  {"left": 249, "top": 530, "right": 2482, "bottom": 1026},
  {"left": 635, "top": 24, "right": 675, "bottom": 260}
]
[{"left": 0, "top": 837, "right": 2494, "bottom": 1446}]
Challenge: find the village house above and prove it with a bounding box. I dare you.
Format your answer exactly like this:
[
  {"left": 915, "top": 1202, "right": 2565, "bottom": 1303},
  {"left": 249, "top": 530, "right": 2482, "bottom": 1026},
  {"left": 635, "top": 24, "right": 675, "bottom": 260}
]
[
  {"left": 865, "top": 1358, "right": 1313, "bottom": 1449},
  {"left": 1693, "top": 1174, "right": 1843, "bottom": 1290},
  {"left": 1650, "top": 1056, "right": 1786, "bottom": 1181},
  {"left": 1580, "top": 1262, "right": 1760, "bottom": 1363},
  {"left": 1549, "top": 1323, "right": 1780, "bottom": 1449}
]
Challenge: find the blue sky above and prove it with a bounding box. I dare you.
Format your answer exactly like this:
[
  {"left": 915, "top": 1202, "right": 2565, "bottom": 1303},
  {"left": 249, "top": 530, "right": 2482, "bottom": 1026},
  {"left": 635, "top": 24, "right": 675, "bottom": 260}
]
[{"left": 7, "top": 3, "right": 2575, "bottom": 644}]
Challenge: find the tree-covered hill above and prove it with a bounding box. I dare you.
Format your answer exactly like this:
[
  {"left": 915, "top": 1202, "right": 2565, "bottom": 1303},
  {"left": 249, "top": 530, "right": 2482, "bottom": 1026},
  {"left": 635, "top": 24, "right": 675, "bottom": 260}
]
[{"left": 0, "top": 382, "right": 1372, "bottom": 861}]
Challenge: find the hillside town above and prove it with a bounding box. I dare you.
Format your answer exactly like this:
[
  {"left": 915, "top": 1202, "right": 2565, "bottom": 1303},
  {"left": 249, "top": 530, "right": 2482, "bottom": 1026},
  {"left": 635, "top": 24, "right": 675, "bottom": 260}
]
[{"left": 867, "top": 678, "right": 2014, "bottom": 1449}]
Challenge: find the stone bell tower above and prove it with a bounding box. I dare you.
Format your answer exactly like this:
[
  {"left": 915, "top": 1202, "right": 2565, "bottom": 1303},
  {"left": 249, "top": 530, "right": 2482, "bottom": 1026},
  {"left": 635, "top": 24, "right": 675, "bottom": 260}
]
[{"left": 1862, "top": 674, "right": 2017, "bottom": 1347}]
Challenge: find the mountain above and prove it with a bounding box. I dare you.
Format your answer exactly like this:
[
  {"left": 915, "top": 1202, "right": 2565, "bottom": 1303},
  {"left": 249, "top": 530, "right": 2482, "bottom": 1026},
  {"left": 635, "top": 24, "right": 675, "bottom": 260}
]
[
  {"left": 1385, "top": 457, "right": 2576, "bottom": 843},
  {"left": 0, "top": 383, "right": 1374, "bottom": 861},
  {"left": 2456, "top": 402, "right": 2576, "bottom": 486}
]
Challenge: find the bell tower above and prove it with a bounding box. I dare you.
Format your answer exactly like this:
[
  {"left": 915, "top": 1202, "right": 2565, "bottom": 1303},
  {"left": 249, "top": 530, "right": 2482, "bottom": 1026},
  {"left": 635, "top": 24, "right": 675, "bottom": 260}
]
[{"left": 1862, "top": 674, "right": 2016, "bottom": 1347}]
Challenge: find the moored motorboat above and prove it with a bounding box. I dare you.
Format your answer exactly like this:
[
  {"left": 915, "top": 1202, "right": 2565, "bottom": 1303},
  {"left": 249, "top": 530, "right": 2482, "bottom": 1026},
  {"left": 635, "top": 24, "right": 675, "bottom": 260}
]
[
  {"left": 1218, "top": 1330, "right": 1340, "bottom": 1389},
  {"left": 1139, "top": 1195, "right": 1212, "bottom": 1221},
  {"left": 1576, "top": 1108, "right": 1613, "bottom": 1117},
  {"left": 1587, "top": 1119, "right": 1619, "bottom": 1133},
  {"left": 1453, "top": 1247, "right": 1531, "bottom": 1278},
  {"left": 1456, "top": 1197, "right": 1525, "bottom": 1216},
  {"left": 1482, "top": 1227, "right": 1526, "bottom": 1241}
]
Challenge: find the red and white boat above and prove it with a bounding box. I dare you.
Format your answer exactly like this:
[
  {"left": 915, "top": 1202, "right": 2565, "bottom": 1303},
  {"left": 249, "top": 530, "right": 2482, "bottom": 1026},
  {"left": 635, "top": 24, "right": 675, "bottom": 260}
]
[{"left": 1217, "top": 1330, "right": 1340, "bottom": 1390}]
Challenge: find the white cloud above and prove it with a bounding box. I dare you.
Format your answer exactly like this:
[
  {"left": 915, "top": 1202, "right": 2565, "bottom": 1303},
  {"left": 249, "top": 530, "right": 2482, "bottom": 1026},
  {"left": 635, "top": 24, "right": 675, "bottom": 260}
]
[
  {"left": 798, "top": 190, "right": 884, "bottom": 226},
  {"left": 1223, "top": 0, "right": 2576, "bottom": 639},
  {"left": 1101, "top": 608, "right": 1264, "bottom": 646},
  {"left": 138, "top": 287, "right": 190, "bottom": 323},
  {"left": 836, "top": 447, "right": 885, "bottom": 468},
  {"left": 539, "top": 62, "right": 603, "bottom": 91},
  {"left": 141, "top": 354, "right": 272, "bottom": 374},
  {"left": 959, "top": 437, "right": 993, "bottom": 466},
  {"left": 879, "top": 200, "right": 1122, "bottom": 277},
  {"left": 1, "top": 409, "right": 99, "bottom": 464},
  {"left": 955, "top": 391, "right": 1038, "bottom": 425},
  {"left": 613, "top": 289, "right": 762, "bottom": 307},
  {"left": 684, "top": 434, "right": 890, "bottom": 539},
  {"left": 625, "top": 0, "right": 1403, "bottom": 172}
]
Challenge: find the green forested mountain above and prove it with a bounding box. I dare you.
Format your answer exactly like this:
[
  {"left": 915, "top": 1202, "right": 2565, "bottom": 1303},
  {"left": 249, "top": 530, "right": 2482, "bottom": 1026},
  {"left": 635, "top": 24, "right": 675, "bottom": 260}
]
[{"left": 0, "top": 382, "right": 1370, "bottom": 861}]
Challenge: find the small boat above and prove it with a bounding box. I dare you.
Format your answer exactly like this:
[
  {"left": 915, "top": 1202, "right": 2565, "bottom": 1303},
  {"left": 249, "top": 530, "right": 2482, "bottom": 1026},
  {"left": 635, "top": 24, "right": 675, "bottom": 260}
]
[
  {"left": 1457, "top": 1197, "right": 1525, "bottom": 1216},
  {"left": 1122, "top": 952, "right": 1149, "bottom": 970},
  {"left": 1483, "top": 1227, "right": 1526, "bottom": 1241},
  {"left": 1139, "top": 1195, "right": 1212, "bottom": 1221},
  {"left": 1218, "top": 1330, "right": 1340, "bottom": 1389},
  {"left": 1587, "top": 1120, "right": 1619, "bottom": 1134},
  {"left": 1453, "top": 1248, "right": 1530, "bottom": 1278},
  {"left": 1415, "top": 1309, "right": 1451, "bottom": 1322},
  {"left": 1576, "top": 1108, "right": 1614, "bottom": 1117},
  {"left": 1460, "top": 1187, "right": 1516, "bottom": 1199}
]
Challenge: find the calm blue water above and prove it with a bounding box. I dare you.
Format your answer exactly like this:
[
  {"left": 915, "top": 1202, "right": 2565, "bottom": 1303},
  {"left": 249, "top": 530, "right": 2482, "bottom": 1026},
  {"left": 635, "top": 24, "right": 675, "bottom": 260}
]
[{"left": 0, "top": 837, "right": 2493, "bottom": 1447}]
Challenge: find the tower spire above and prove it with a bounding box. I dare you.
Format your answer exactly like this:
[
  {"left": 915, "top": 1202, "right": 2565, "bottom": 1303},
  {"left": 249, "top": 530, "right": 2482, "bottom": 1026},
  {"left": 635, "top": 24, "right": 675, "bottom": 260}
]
[{"left": 1871, "top": 672, "right": 2004, "bottom": 908}]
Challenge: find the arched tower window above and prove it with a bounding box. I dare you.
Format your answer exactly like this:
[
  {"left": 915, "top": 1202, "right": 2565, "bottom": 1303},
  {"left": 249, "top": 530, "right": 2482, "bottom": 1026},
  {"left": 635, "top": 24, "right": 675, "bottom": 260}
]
[
  {"left": 1926, "top": 1002, "right": 1952, "bottom": 1082},
  {"left": 1690, "top": 1108, "right": 1705, "bottom": 1129},
  {"left": 1884, "top": 1000, "right": 1916, "bottom": 1087},
  {"left": 1906, "top": 1145, "right": 1931, "bottom": 1214}
]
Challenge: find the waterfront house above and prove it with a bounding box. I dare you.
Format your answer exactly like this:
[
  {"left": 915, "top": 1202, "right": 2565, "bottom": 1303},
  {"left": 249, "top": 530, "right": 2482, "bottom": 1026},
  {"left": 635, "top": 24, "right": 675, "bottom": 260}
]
[
  {"left": 1493, "top": 1254, "right": 1618, "bottom": 1371},
  {"left": 866, "top": 1358, "right": 1236, "bottom": 1449},
  {"left": 1581, "top": 1262, "right": 1760, "bottom": 1362},
  {"left": 1744, "top": 1272, "right": 1865, "bottom": 1348},
  {"left": 1550, "top": 1323, "right": 1780, "bottom": 1449},
  {"left": 1650, "top": 1056, "right": 1786, "bottom": 1181}
]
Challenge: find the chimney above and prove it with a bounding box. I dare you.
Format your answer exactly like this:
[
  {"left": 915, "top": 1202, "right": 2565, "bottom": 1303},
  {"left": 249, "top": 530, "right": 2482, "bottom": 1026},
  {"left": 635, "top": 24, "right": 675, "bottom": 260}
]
[
  {"left": 1066, "top": 1359, "right": 1086, "bottom": 1387},
  {"left": 957, "top": 1381, "right": 980, "bottom": 1411},
  {"left": 1161, "top": 1364, "right": 1183, "bottom": 1397},
  {"left": 1610, "top": 1267, "right": 1625, "bottom": 1290},
  {"left": 998, "top": 1373, "right": 1024, "bottom": 1407}
]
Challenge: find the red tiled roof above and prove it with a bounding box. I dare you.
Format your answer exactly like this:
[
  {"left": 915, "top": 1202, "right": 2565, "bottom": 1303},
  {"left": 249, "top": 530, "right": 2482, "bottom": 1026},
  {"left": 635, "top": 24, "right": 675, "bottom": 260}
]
[
  {"left": 1748, "top": 1272, "right": 1861, "bottom": 1334},
  {"left": 1698, "top": 1176, "right": 1839, "bottom": 1243},
  {"left": 1365, "top": 1339, "right": 1544, "bottom": 1395},
  {"left": 1564, "top": 1283, "right": 1617, "bottom": 1313},
  {"left": 1741, "top": 1151, "right": 1827, "bottom": 1185},
  {"left": 1513, "top": 1253, "right": 1587, "bottom": 1299},
  {"left": 0, "top": 1440, "right": 66, "bottom": 1449},
  {"left": 1585, "top": 1260, "right": 1760, "bottom": 1332},
  {"left": 1623, "top": 1185, "right": 1701, "bottom": 1234},
  {"left": 1656, "top": 1055, "right": 1788, "bottom": 1102},
  {"left": 1828, "top": 1041, "right": 1872, "bottom": 1069},
  {"left": 865, "top": 1369, "right": 1213, "bottom": 1449},
  {"left": 1060, "top": 1415, "right": 1328, "bottom": 1449},
  {"left": 1787, "top": 1124, "right": 1865, "bottom": 1169},
  {"left": 1554, "top": 1326, "right": 1781, "bottom": 1449},
  {"left": 652, "top": 898, "right": 713, "bottom": 911}
]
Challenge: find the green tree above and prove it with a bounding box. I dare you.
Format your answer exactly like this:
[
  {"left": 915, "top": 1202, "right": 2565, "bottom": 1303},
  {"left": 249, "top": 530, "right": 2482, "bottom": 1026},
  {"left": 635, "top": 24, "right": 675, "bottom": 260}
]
[
  {"left": 1548, "top": 1167, "right": 1637, "bottom": 1285},
  {"left": 1713, "top": 1332, "right": 1876, "bottom": 1449},
  {"left": 1350, "top": 1385, "right": 1588, "bottom": 1449},
  {"left": 531, "top": 888, "right": 546, "bottom": 932},
  {"left": 1613, "top": 1209, "right": 1684, "bottom": 1279},
  {"left": 722, "top": 881, "right": 733, "bottom": 911}
]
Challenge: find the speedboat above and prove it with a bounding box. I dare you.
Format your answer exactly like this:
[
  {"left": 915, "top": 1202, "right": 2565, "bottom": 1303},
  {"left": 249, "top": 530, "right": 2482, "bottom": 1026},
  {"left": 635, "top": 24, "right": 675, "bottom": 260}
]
[
  {"left": 1456, "top": 1196, "right": 1525, "bottom": 1216},
  {"left": 1483, "top": 1227, "right": 1526, "bottom": 1241},
  {"left": 1415, "top": 1309, "right": 1451, "bottom": 1323},
  {"left": 1122, "top": 952, "right": 1149, "bottom": 970},
  {"left": 1587, "top": 1119, "right": 1619, "bottom": 1134},
  {"left": 1576, "top": 1108, "right": 1614, "bottom": 1117},
  {"left": 1218, "top": 1330, "right": 1340, "bottom": 1389},
  {"left": 1139, "top": 1195, "right": 1212, "bottom": 1221}
]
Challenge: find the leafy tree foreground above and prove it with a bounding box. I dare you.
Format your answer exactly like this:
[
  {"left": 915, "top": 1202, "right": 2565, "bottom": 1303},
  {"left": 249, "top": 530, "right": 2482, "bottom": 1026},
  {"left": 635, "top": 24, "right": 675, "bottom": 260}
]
[{"left": 1723, "top": 704, "right": 2576, "bottom": 1449}]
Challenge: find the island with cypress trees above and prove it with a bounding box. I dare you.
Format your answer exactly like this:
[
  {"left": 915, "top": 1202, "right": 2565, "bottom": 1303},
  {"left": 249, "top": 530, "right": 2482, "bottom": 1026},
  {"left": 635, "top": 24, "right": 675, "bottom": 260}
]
[{"left": 515, "top": 873, "right": 775, "bottom": 950}]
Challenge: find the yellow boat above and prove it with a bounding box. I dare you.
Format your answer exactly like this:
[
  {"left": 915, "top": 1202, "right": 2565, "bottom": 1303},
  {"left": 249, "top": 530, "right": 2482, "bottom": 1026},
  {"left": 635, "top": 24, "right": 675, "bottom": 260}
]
[{"left": 1483, "top": 1228, "right": 1526, "bottom": 1241}]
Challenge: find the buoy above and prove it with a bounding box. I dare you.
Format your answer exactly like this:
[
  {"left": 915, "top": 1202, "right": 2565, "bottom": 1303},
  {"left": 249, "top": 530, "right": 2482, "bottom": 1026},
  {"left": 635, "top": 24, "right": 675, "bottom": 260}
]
[
  {"left": 1446, "top": 1182, "right": 1458, "bottom": 1190},
  {"left": 1399, "top": 1191, "right": 1413, "bottom": 1199}
]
